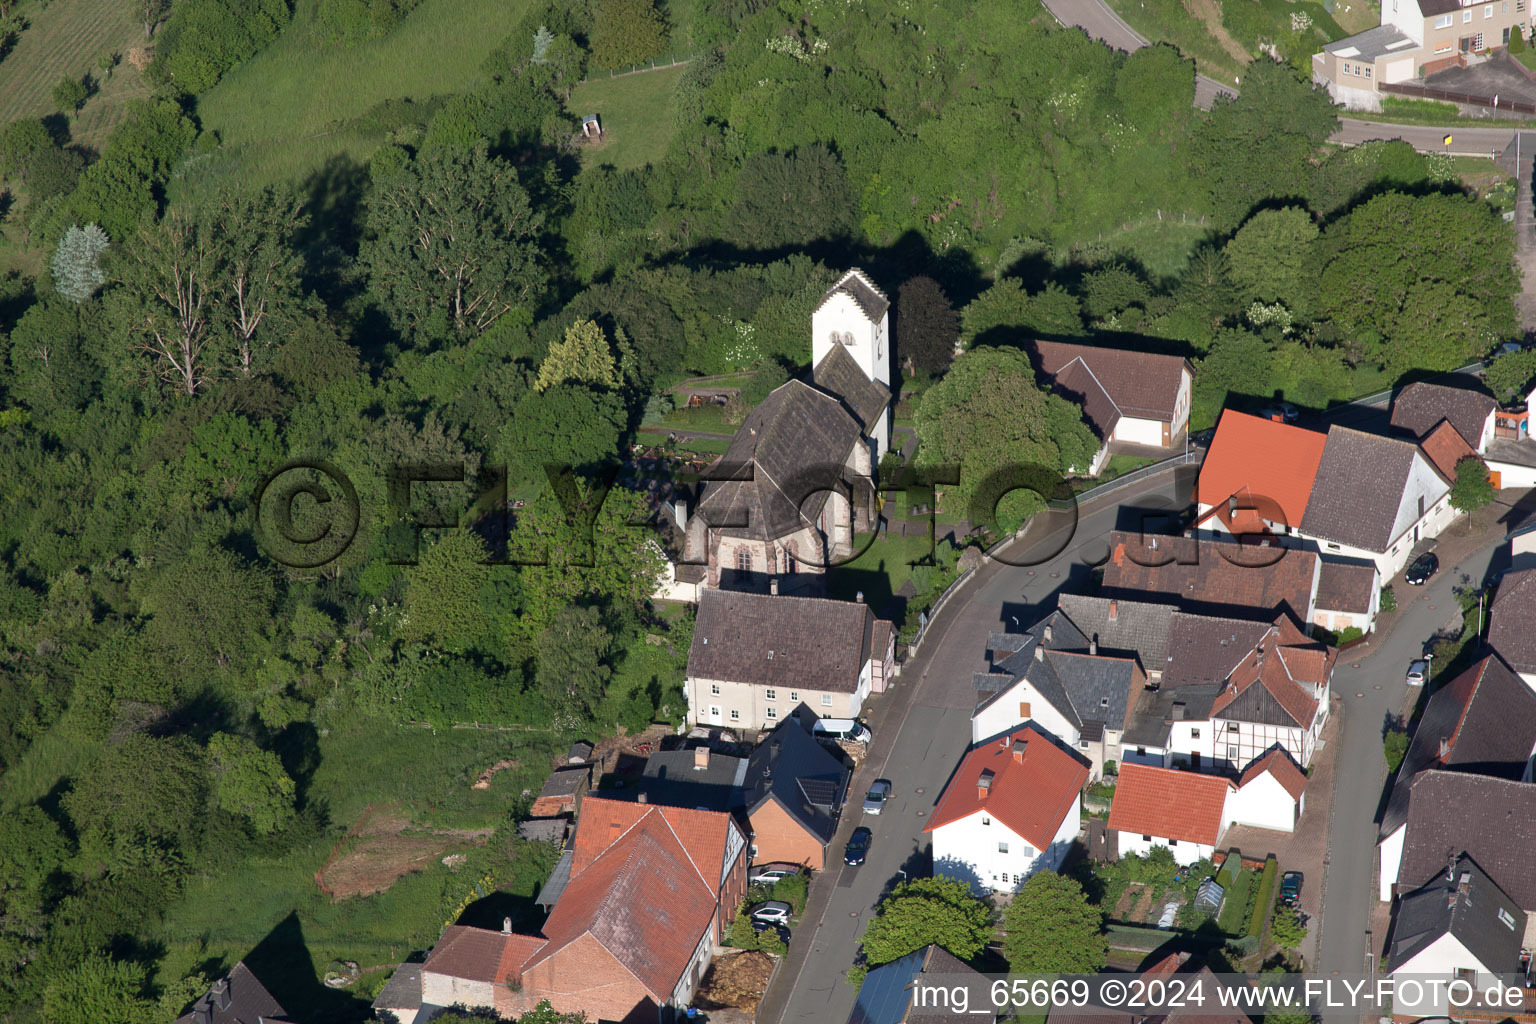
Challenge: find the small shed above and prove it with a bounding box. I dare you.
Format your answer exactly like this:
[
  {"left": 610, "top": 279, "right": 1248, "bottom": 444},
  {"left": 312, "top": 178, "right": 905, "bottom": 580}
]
[{"left": 581, "top": 114, "right": 601, "bottom": 138}]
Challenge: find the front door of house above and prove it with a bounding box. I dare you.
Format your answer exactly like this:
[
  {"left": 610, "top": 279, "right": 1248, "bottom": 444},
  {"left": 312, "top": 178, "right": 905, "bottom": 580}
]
[{"left": 1191, "top": 752, "right": 1201, "bottom": 771}]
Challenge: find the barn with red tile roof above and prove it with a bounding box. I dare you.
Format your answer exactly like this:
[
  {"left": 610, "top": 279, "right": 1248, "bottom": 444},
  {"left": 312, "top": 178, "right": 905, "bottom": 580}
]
[
  {"left": 1108, "top": 763, "right": 1233, "bottom": 865},
  {"left": 1195, "top": 412, "right": 1327, "bottom": 537}
]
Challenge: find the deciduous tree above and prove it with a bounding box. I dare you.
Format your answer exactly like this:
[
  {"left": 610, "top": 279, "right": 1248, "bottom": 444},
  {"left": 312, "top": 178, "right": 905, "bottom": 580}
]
[
  {"left": 1449, "top": 456, "right": 1495, "bottom": 513},
  {"left": 858, "top": 877, "right": 993, "bottom": 967},
  {"left": 536, "top": 605, "right": 613, "bottom": 727},
  {"left": 591, "top": 0, "right": 666, "bottom": 70},
  {"left": 536, "top": 319, "right": 622, "bottom": 392},
  {"left": 401, "top": 529, "right": 493, "bottom": 654},
  {"left": 114, "top": 207, "right": 220, "bottom": 395},
  {"left": 1001, "top": 871, "right": 1107, "bottom": 973},
  {"left": 51, "top": 76, "right": 89, "bottom": 116},
  {"left": 1485, "top": 347, "right": 1536, "bottom": 400},
  {"left": 206, "top": 732, "right": 297, "bottom": 835},
  {"left": 362, "top": 144, "right": 546, "bottom": 344}
]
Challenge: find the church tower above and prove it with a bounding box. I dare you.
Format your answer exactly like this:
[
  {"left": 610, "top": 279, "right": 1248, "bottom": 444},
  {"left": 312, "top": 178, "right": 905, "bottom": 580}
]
[{"left": 811, "top": 268, "right": 891, "bottom": 387}]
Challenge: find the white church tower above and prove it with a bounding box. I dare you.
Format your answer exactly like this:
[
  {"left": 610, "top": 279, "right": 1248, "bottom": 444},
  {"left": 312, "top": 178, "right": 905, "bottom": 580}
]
[{"left": 811, "top": 269, "right": 892, "bottom": 459}]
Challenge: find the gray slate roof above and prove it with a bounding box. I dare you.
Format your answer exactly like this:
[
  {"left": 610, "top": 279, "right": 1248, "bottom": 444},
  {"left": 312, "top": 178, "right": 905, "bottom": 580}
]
[
  {"left": 849, "top": 945, "right": 987, "bottom": 1024},
  {"left": 1301, "top": 426, "right": 1434, "bottom": 552},
  {"left": 624, "top": 748, "right": 749, "bottom": 812},
  {"left": 1161, "top": 614, "right": 1271, "bottom": 688},
  {"left": 696, "top": 379, "right": 864, "bottom": 543},
  {"left": 517, "top": 818, "right": 568, "bottom": 844},
  {"left": 1315, "top": 557, "right": 1378, "bottom": 613},
  {"left": 814, "top": 342, "right": 891, "bottom": 435},
  {"left": 1322, "top": 24, "right": 1419, "bottom": 61},
  {"left": 1488, "top": 568, "right": 1536, "bottom": 675},
  {"left": 173, "top": 962, "right": 291, "bottom": 1024},
  {"left": 1390, "top": 381, "right": 1496, "bottom": 448},
  {"left": 689, "top": 589, "right": 878, "bottom": 690},
  {"left": 975, "top": 610, "right": 1138, "bottom": 736},
  {"left": 1122, "top": 684, "right": 1223, "bottom": 749},
  {"left": 535, "top": 847, "right": 575, "bottom": 910},
  {"left": 1387, "top": 854, "right": 1526, "bottom": 974},
  {"left": 1396, "top": 771, "right": 1536, "bottom": 910},
  {"left": 1380, "top": 654, "right": 1536, "bottom": 838},
  {"left": 814, "top": 267, "right": 890, "bottom": 322},
  {"left": 372, "top": 964, "right": 422, "bottom": 1014},
  {"left": 741, "top": 717, "right": 850, "bottom": 846},
  {"left": 1057, "top": 594, "right": 1178, "bottom": 674}
]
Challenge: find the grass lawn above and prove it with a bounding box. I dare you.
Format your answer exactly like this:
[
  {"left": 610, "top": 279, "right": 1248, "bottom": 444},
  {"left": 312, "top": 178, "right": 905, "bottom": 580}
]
[
  {"left": 1103, "top": 0, "right": 1247, "bottom": 80},
  {"left": 1103, "top": 218, "right": 1215, "bottom": 284},
  {"left": 155, "top": 711, "right": 562, "bottom": 1021},
  {"left": 825, "top": 532, "right": 941, "bottom": 613},
  {"left": 0, "top": 0, "right": 151, "bottom": 151},
  {"left": 568, "top": 64, "right": 688, "bottom": 171},
  {"left": 183, "top": 0, "right": 530, "bottom": 193}
]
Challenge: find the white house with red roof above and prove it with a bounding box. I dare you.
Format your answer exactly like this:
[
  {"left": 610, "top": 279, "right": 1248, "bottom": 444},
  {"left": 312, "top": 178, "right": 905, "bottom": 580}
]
[
  {"left": 925, "top": 724, "right": 1089, "bottom": 893},
  {"left": 412, "top": 796, "right": 747, "bottom": 1023},
  {"left": 1108, "top": 760, "right": 1306, "bottom": 865}
]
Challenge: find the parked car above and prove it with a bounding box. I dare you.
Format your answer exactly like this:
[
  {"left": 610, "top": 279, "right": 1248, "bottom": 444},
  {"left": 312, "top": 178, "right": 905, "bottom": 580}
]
[
  {"left": 1280, "top": 871, "right": 1303, "bottom": 908},
  {"left": 812, "top": 718, "right": 873, "bottom": 744},
  {"left": 1406, "top": 659, "right": 1429, "bottom": 687},
  {"left": 748, "top": 862, "right": 800, "bottom": 885},
  {"left": 749, "top": 900, "right": 793, "bottom": 924},
  {"left": 863, "top": 779, "right": 893, "bottom": 815},
  {"left": 1405, "top": 552, "right": 1438, "bottom": 586},
  {"left": 1189, "top": 428, "right": 1217, "bottom": 448},
  {"left": 844, "top": 826, "right": 872, "bottom": 866}
]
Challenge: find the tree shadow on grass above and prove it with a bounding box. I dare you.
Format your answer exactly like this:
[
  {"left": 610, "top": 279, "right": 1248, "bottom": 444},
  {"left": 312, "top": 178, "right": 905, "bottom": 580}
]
[{"left": 243, "top": 910, "right": 370, "bottom": 1024}]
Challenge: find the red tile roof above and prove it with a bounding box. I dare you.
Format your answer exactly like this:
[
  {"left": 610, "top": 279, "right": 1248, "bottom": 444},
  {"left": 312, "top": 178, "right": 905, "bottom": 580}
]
[
  {"left": 1418, "top": 420, "right": 1478, "bottom": 480},
  {"left": 424, "top": 926, "right": 547, "bottom": 985},
  {"left": 1101, "top": 531, "right": 1317, "bottom": 626},
  {"left": 1238, "top": 749, "right": 1308, "bottom": 801},
  {"left": 572, "top": 796, "right": 733, "bottom": 883},
  {"left": 924, "top": 724, "right": 1089, "bottom": 849},
  {"left": 1208, "top": 619, "right": 1332, "bottom": 729},
  {"left": 1197, "top": 412, "right": 1327, "bottom": 532},
  {"left": 527, "top": 811, "right": 717, "bottom": 998},
  {"left": 1108, "top": 763, "right": 1232, "bottom": 845}
]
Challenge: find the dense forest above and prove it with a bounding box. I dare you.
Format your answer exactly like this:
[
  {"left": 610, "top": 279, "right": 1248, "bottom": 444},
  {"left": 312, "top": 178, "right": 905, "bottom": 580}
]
[{"left": 0, "top": 0, "right": 1524, "bottom": 1020}]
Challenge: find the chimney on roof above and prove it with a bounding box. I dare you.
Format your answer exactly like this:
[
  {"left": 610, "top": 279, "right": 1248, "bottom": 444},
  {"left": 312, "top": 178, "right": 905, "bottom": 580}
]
[
  {"left": 637, "top": 792, "right": 649, "bottom": 804},
  {"left": 695, "top": 746, "right": 711, "bottom": 771},
  {"left": 1011, "top": 739, "right": 1028, "bottom": 764},
  {"left": 211, "top": 979, "right": 231, "bottom": 1011},
  {"left": 1034, "top": 644, "right": 1045, "bottom": 662},
  {"left": 770, "top": 577, "right": 779, "bottom": 595},
  {"left": 193, "top": 1007, "right": 211, "bottom": 1024},
  {"left": 1090, "top": 635, "right": 1099, "bottom": 656},
  {"left": 1150, "top": 536, "right": 1159, "bottom": 551},
  {"left": 1439, "top": 737, "right": 1450, "bottom": 760},
  {"left": 1108, "top": 600, "right": 1119, "bottom": 623},
  {"left": 1044, "top": 624, "right": 1053, "bottom": 643},
  {"left": 1113, "top": 543, "right": 1125, "bottom": 565},
  {"left": 502, "top": 916, "right": 513, "bottom": 934},
  {"left": 856, "top": 591, "right": 864, "bottom": 603},
  {"left": 1447, "top": 854, "right": 1457, "bottom": 883},
  {"left": 977, "top": 770, "right": 994, "bottom": 799},
  {"left": 1228, "top": 495, "right": 1237, "bottom": 517}
]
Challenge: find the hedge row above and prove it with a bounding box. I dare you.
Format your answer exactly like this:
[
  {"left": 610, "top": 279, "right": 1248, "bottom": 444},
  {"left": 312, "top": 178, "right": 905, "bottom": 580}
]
[{"left": 1248, "top": 857, "right": 1279, "bottom": 938}]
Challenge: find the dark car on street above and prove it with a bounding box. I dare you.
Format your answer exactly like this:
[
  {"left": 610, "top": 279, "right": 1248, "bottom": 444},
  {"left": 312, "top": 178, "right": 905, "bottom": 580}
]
[
  {"left": 1280, "top": 871, "right": 1303, "bottom": 908},
  {"left": 1405, "top": 552, "right": 1438, "bottom": 586},
  {"left": 844, "top": 826, "right": 872, "bottom": 866}
]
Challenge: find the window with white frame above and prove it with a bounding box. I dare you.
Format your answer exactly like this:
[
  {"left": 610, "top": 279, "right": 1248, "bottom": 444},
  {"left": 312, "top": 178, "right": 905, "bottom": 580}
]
[
  {"left": 1437, "top": 12, "right": 1455, "bottom": 24},
  {"left": 998, "top": 842, "right": 1009, "bottom": 853},
  {"left": 1365, "top": 66, "right": 1372, "bottom": 78},
  {"left": 982, "top": 815, "right": 991, "bottom": 826},
  {"left": 766, "top": 707, "right": 778, "bottom": 719},
  {"left": 1001, "top": 872, "right": 1010, "bottom": 883},
  {"left": 1485, "top": 5, "right": 1493, "bottom": 16},
  {"left": 1464, "top": 9, "right": 1473, "bottom": 21},
  {"left": 1229, "top": 745, "right": 1239, "bottom": 759},
  {"left": 730, "top": 709, "right": 740, "bottom": 721},
  {"left": 789, "top": 691, "right": 798, "bottom": 702},
  {"left": 821, "top": 694, "right": 833, "bottom": 707},
  {"left": 711, "top": 684, "right": 721, "bottom": 695},
  {"left": 765, "top": 689, "right": 777, "bottom": 701},
  {"left": 1343, "top": 61, "right": 1352, "bottom": 74},
  {"left": 1192, "top": 728, "right": 1201, "bottom": 739},
  {"left": 1227, "top": 723, "right": 1239, "bottom": 732}
]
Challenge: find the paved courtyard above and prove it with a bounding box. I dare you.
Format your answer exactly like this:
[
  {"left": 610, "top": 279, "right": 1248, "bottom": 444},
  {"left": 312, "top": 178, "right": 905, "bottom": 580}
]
[{"left": 1424, "top": 54, "right": 1536, "bottom": 107}]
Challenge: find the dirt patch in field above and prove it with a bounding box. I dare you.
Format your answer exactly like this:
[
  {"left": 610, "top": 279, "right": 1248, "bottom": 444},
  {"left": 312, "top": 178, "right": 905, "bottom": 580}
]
[
  {"left": 1185, "top": 0, "right": 1253, "bottom": 63},
  {"left": 576, "top": 723, "right": 675, "bottom": 773},
  {"left": 316, "top": 804, "right": 494, "bottom": 901},
  {"left": 695, "top": 950, "right": 776, "bottom": 1014},
  {"left": 1132, "top": 887, "right": 1157, "bottom": 922}
]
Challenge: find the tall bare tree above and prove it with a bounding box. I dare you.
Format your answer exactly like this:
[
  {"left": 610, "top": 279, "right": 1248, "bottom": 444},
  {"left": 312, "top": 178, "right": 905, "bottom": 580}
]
[
  {"left": 209, "top": 186, "right": 307, "bottom": 376},
  {"left": 118, "top": 208, "right": 218, "bottom": 396}
]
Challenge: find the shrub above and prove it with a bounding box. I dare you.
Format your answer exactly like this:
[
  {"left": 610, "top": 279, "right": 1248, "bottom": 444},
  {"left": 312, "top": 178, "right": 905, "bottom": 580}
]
[
  {"left": 772, "top": 872, "right": 808, "bottom": 914},
  {"left": 1248, "top": 857, "right": 1278, "bottom": 938},
  {"left": 1512, "top": 24, "right": 1527, "bottom": 53},
  {"left": 1379, "top": 585, "right": 1397, "bottom": 613},
  {"left": 1384, "top": 729, "right": 1409, "bottom": 772},
  {"left": 727, "top": 909, "right": 756, "bottom": 948}
]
